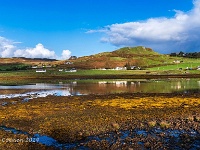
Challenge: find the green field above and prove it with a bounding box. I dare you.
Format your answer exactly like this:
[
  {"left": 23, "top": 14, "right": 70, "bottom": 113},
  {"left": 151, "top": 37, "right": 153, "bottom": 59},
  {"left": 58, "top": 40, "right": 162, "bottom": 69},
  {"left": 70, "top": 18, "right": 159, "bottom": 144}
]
[
  {"left": 0, "top": 69, "right": 146, "bottom": 77},
  {"left": 148, "top": 63, "right": 199, "bottom": 70}
]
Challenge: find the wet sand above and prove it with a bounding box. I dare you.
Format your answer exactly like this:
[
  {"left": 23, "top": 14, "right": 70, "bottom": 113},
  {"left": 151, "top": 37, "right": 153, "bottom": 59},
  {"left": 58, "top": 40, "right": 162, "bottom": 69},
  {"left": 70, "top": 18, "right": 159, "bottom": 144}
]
[{"left": 0, "top": 92, "right": 200, "bottom": 149}]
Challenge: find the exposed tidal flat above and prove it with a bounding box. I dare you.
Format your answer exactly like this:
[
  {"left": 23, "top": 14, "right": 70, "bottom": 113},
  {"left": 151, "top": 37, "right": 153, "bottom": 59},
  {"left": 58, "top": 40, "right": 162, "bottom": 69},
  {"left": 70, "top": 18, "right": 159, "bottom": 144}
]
[{"left": 0, "top": 92, "right": 200, "bottom": 149}]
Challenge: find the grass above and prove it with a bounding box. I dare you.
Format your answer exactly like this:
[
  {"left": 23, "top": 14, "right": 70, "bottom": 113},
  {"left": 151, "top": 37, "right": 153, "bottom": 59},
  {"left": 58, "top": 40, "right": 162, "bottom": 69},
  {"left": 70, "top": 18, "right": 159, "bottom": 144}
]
[
  {"left": 114, "top": 46, "right": 160, "bottom": 55},
  {"left": 0, "top": 69, "right": 146, "bottom": 77},
  {"left": 148, "top": 63, "right": 200, "bottom": 71},
  {"left": 109, "top": 57, "right": 126, "bottom": 61},
  {"left": 70, "top": 69, "right": 146, "bottom": 75}
]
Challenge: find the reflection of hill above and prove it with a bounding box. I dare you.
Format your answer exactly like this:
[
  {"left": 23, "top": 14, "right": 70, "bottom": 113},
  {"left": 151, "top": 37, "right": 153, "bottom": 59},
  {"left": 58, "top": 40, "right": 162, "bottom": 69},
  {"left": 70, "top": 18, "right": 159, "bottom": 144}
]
[
  {"left": 0, "top": 79, "right": 199, "bottom": 97},
  {"left": 69, "top": 79, "right": 200, "bottom": 94},
  {"left": 71, "top": 81, "right": 141, "bottom": 94}
]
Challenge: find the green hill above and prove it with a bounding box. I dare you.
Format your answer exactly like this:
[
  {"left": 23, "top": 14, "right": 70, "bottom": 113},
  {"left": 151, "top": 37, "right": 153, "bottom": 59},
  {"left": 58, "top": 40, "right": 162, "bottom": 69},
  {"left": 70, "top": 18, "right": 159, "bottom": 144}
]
[
  {"left": 113, "top": 46, "right": 159, "bottom": 56},
  {"left": 68, "top": 46, "right": 172, "bottom": 69}
]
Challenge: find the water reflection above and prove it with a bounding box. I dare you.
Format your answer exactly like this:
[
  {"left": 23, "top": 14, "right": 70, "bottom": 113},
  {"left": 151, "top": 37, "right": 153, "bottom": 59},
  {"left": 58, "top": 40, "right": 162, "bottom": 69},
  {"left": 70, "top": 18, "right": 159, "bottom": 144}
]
[
  {"left": 0, "top": 89, "right": 71, "bottom": 99},
  {"left": 0, "top": 79, "right": 199, "bottom": 100}
]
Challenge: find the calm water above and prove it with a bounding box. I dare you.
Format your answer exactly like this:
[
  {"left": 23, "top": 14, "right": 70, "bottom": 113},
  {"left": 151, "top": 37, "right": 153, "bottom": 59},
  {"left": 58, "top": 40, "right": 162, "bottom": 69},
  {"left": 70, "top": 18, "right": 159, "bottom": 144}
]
[{"left": 0, "top": 79, "right": 200, "bottom": 99}]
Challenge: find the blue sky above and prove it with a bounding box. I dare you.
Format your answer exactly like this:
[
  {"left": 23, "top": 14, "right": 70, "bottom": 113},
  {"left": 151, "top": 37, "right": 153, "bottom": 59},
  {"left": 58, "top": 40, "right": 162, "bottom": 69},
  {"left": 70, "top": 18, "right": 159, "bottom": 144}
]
[{"left": 0, "top": 0, "right": 199, "bottom": 59}]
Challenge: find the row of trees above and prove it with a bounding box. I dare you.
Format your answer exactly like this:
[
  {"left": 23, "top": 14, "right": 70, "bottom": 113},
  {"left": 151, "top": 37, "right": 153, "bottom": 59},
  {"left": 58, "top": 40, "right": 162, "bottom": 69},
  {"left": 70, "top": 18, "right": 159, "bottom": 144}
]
[
  {"left": 0, "top": 64, "right": 30, "bottom": 71},
  {"left": 170, "top": 51, "right": 200, "bottom": 58}
]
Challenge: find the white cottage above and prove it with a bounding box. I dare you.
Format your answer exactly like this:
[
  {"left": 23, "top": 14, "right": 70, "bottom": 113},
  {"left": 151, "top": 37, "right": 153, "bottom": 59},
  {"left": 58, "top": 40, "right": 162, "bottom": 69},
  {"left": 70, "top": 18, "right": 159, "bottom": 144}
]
[{"left": 36, "top": 69, "right": 46, "bottom": 72}]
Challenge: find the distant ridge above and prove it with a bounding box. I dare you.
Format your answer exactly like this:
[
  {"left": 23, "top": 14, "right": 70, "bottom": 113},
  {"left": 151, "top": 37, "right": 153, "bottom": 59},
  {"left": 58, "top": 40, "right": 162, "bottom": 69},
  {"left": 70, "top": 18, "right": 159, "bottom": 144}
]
[
  {"left": 0, "top": 57, "right": 58, "bottom": 65},
  {"left": 12, "top": 57, "right": 57, "bottom": 61}
]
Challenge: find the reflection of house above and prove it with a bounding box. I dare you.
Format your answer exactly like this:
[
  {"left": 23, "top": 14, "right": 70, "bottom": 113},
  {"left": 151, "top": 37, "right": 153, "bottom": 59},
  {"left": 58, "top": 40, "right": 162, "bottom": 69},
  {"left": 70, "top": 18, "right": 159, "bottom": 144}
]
[
  {"left": 115, "top": 81, "right": 127, "bottom": 86},
  {"left": 59, "top": 69, "right": 63, "bottom": 71},
  {"left": 99, "top": 81, "right": 107, "bottom": 84},
  {"left": 171, "top": 81, "right": 181, "bottom": 90},
  {"left": 36, "top": 69, "right": 46, "bottom": 72},
  {"left": 98, "top": 81, "right": 107, "bottom": 87}
]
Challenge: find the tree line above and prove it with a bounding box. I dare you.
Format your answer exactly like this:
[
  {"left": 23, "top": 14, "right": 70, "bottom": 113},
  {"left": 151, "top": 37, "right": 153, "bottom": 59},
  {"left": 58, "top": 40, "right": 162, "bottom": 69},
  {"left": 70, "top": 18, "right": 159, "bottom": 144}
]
[
  {"left": 170, "top": 51, "right": 200, "bottom": 58},
  {"left": 0, "top": 64, "right": 30, "bottom": 71}
]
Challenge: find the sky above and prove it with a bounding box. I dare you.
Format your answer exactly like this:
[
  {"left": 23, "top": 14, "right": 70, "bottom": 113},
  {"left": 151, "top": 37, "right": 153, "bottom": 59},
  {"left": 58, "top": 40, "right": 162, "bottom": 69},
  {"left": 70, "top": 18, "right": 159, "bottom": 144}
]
[{"left": 0, "top": 0, "right": 199, "bottom": 59}]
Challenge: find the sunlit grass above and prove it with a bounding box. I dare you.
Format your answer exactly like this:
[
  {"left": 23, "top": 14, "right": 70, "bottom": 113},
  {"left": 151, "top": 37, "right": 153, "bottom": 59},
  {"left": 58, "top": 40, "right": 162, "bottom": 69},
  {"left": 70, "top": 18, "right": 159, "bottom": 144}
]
[{"left": 148, "top": 63, "right": 200, "bottom": 71}]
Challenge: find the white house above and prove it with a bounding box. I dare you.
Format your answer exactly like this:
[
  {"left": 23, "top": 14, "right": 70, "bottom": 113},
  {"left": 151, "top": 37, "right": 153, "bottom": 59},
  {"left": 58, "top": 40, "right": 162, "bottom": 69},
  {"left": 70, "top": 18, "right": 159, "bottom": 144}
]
[
  {"left": 32, "top": 66, "right": 38, "bottom": 68},
  {"left": 65, "top": 62, "right": 73, "bottom": 65},
  {"left": 115, "top": 67, "right": 127, "bottom": 70},
  {"left": 36, "top": 69, "right": 46, "bottom": 72}
]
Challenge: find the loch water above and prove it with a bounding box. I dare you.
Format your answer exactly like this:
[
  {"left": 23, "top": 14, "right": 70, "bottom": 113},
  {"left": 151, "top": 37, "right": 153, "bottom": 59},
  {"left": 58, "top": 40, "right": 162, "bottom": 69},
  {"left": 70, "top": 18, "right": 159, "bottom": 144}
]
[{"left": 0, "top": 79, "right": 199, "bottom": 99}]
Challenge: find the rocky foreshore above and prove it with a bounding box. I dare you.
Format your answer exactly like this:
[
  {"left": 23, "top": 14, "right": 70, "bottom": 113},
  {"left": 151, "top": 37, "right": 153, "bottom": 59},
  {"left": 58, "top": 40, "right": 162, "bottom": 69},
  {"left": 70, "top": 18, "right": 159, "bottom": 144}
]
[{"left": 0, "top": 92, "right": 200, "bottom": 149}]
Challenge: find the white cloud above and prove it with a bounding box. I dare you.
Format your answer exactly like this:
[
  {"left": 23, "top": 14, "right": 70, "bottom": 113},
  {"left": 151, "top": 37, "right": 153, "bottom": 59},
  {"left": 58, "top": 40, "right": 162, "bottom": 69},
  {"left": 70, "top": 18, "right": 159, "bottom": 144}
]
[
  {"left": 0, "top": 36, "right": 71, "bottom": 59},
  {"left": 0, "top": 36, "right": 16, "bottom": 57},
  {"left": 91, "top": 0, "right": 200, "bottom": 53},
  {"left": 61, "top": 50, "right": 71, "bottom": 60},
  {"left": 14, "top": 43, "right": 56, "bottom": 58}
]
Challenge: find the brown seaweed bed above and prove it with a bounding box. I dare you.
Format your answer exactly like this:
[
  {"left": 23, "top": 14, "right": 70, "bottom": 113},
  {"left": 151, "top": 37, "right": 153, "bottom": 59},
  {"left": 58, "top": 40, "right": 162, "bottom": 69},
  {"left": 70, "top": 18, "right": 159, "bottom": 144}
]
[{"left": 0, "top": 92, "right": 200, "bottom": 149}]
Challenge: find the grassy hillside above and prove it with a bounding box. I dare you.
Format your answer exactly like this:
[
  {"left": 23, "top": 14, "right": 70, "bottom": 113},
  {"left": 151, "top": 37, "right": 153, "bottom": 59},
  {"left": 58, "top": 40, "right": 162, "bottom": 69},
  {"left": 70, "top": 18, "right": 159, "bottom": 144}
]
[
  {"left": 113, "top": 46, "right": 159, "bottom": 56},
  {"left": 0, "top": 57, "right": 62, "bottom": 65},
  {"left": 70, "top": 46, "right": 170, "bottom": 69}
]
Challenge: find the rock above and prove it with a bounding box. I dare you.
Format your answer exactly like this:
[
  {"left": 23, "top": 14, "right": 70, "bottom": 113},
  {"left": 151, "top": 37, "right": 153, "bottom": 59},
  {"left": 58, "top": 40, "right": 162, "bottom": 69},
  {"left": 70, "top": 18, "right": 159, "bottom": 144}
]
[
  {"left": 144, "top": 142, "right": 151, "bottom": 148},
  {"left": 111, "top": 122, "right": 120, "bottom": 130}
]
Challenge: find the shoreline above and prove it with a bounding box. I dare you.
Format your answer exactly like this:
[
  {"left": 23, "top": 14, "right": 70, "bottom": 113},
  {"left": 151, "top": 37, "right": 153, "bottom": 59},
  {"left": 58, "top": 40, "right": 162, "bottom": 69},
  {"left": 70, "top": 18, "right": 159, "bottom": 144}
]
[{"left": 0, "top": 73, "right": 200, "bottom": 82}]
